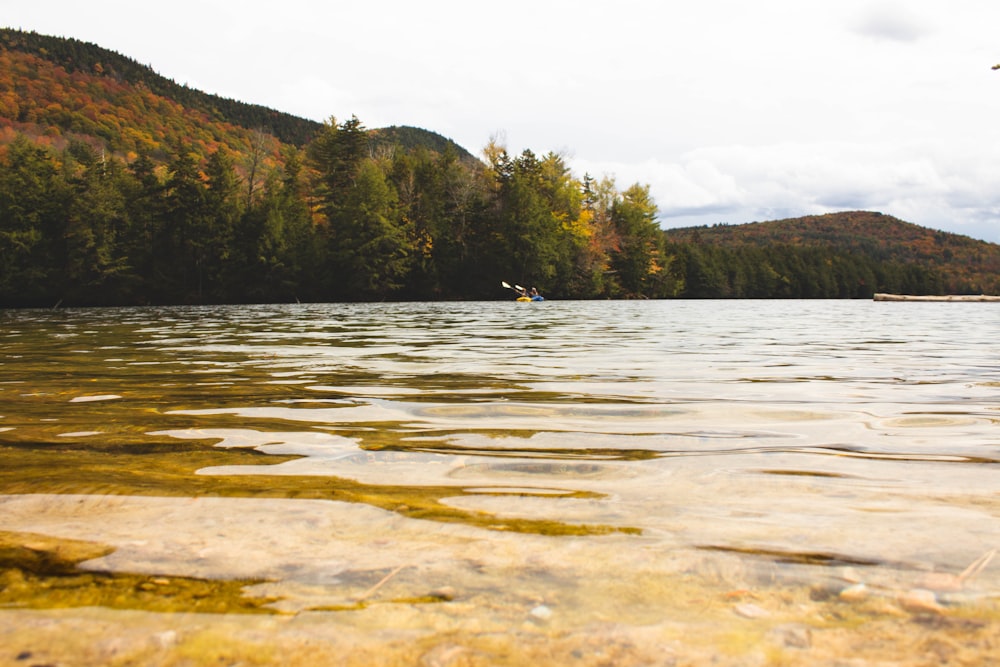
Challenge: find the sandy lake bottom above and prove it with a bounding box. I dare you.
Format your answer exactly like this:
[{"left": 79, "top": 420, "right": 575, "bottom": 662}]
[{"left": 2, "top": 494, "right": 999, "bottom": 667}]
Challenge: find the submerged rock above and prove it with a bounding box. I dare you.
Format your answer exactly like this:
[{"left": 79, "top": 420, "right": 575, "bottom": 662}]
[
  {"left": 429, "top": 586, "right": 456, "bottom": 601},
  {"left": 899, "top": 588, "right": 945, "bottom": 615},
  {"left": 838, "top": 583, "right": 869, "bottom": 602},
  {"left": 529, "top": 604, "right": 554, "bottom": 622},
  {"left": 769, "top": 624, "right": 812, "bottom": 649},
  {"left": 733, "top": 603, "right": 769, "bottom": 619}
]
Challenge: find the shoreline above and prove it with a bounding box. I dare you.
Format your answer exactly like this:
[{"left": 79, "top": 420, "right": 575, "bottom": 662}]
[{"left": 873, "top": 293, "right": 1000, "bottom": 302}]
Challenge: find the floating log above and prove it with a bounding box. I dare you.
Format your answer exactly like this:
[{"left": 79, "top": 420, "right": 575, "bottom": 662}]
[{"left": 873, "top": 293, "right": 1000, "bottom": 302}]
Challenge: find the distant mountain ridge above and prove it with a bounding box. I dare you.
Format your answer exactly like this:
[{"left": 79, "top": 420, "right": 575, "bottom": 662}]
[
  {"left": 0, "top": 27, "right": 475, "bottom": 160},
  {"left": 0, "top": 28, "right": 321, "bottom": 146},
  {"left": 664, "top": 211, "right": 1000, "bottom": 296}
]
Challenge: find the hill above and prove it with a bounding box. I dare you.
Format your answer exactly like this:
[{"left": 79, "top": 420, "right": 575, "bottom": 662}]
[
  {"left": 662, "top": 211, "right": 1000, "bottom": 297},
  {"left": 0, "top": 28, "right": 476, "bottom": 164},
  {"left": 0, "top": 28, "right": 320, "bottom": 147},
  {"left": 372, "top": 125, "right": 477, "bottom": 164}
]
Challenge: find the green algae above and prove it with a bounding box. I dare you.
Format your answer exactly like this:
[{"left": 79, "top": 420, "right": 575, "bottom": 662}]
[
  {"left": 0, "top": 441, "right": 639, "bottom": 537},
  {"left": 0, "top": 530, "right": 277, "bottom": 614},
  {"left": 0, "top": 530, "right": 113, "bottom": 574}
]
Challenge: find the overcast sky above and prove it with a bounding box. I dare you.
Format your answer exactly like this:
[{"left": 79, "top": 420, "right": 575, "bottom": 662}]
[{"left": 5, "top": 0, "right": 1000, "bottom": 241}]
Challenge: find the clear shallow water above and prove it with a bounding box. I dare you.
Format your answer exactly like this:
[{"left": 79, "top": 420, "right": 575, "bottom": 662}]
[{"left": 2, "top": 300, "right": 999, "bottom": 663}]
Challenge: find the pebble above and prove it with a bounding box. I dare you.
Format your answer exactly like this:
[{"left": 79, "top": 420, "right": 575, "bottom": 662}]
[
  {"left": 420, "top": 643, "right": 469, "bottom": 667},
  {"left": 734, "top": 603, "right": 770, "bottom": 619},
  {"left": 809, "top": 582, "right": 841, "bottom": 601},
  {"left": 769, "top": 624, "right": 812, "bottom": 649},
  {"left": 529, "top": 605, "right": 554, "bottom": 622},
  {"left": 153, "top": 630, "right": 178, "bottom": 649},
  {"left": 838, "top": 583, "right": 869, "bottom": 602},
  {"left": 898, "top": 588, "right": 945, "bottom": 614},
  {"left": 839, "top": 567, "right": 863, "bottom": 584},
  {"left": 429, "top": 586, "right": 456, "bottom": 601}
]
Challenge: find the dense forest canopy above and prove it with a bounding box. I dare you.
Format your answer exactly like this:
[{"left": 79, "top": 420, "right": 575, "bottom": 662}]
[{"left": 1, "top": 28, "right": 998, "bottom": 306}]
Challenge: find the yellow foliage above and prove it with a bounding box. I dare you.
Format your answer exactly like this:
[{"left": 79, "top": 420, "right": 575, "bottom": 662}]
[{"left": 562, "top": 208, "right": 595, "bottom": 239}]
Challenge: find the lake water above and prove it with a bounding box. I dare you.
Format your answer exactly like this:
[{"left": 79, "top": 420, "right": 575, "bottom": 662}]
[{"left": 1, "top": 300, "right": 998, "bottom": 665}]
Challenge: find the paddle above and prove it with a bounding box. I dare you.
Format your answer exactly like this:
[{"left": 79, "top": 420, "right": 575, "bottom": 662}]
[{"left": 501, "top": 281, "right": 526, "bottom": 294}]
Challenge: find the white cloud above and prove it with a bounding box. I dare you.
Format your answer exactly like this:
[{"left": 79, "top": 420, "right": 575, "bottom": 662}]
[
  {"left": 849, "top": 2, "right": 932, "bottom": 42},
  {"left": 576, "top": 136, "right": 1000, "bottom": 241}
]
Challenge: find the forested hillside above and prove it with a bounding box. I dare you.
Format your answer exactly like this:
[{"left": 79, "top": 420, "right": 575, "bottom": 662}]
[
  {"left": 0, "top": 28, "right": 320, "bottom": 147},
  {"left": 664, "top": 212, "right": 1000, "bottom": 298},
  {"left": 0, "top": 30, "right": 668, "bottom": 305},
  {"left": 1, "top": 29, "right": 997, "bottom": 306}
]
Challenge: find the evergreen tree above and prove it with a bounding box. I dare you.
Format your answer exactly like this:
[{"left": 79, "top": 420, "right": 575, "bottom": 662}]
[
  {"left": 433, "top": 146, "right": 489, "bottom": 297},
  {"left": 202, "top": 148, "right": 241, "bottom": 298},
  {"left": 333, "top": 160, "right": 412, "bottom": 299},
  {"left": 0, "top": 135, "right": 68, "bottom": 304},
  {"left": 609, "top": 183, "right": 664, "bottom": 297},
  {"left": 64, "top": 149, "right": 132, "bottom": 303},
  {"left": 234, "top": 147, "right": 316, "bottom": 303},
  {"left": 308, "top": 115, "right": 369, "bottom": 220},
  {"left": 159, "top": 148, "right": 209, "bottom": 301},
  {"left": 121, "top": 150, "right": 165, "bottom": 301}
]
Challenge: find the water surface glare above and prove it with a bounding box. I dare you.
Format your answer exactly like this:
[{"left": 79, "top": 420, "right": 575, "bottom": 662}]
[{"left": 2, "top": 300, "right": 999, "bottom": 665}]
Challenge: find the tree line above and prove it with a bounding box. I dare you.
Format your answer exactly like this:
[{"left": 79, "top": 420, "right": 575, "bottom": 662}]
[
  {"left": 1, "top": 115, "right": 965, "bottom": 307},
  {"left": 667, "top": 241, "right": 948, "bottom": 299},
  {"left": 0, "top": 116, "right": 672, "bottom": 306}
]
